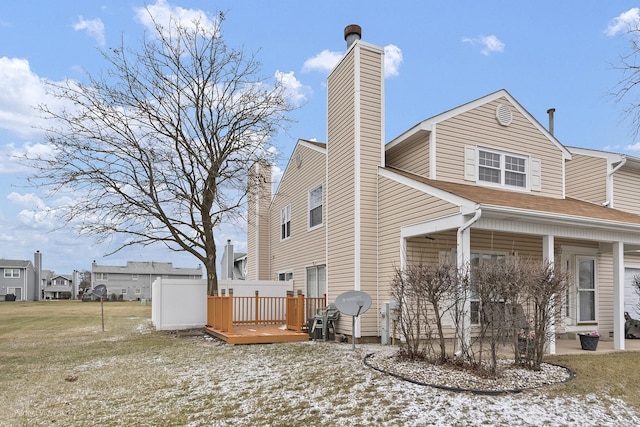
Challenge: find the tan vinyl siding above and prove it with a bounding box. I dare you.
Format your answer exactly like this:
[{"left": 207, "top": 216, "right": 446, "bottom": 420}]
[
  {"left": 377, "top": 175, "right": 460, "bottom": 304},
  {"left": 565, "top": 154, "right": 607, "bottom": 204},
  {"left": 436, "top": 98, "right": 564, "bottom": 198},
  {"left": 597, "top": 252, "right": 613, "bottom": 337},
  {"left": 613, "top": 168, "right": 640, "bottom": 214},
  {"left": 385, "top": 133, "right": 430, "bottom": 176},
  {"left": 327, "top": 48, "right": 356, "bottom": 310},
  {"left": 358, "top": 48, "right": 384, "bottom": 336},
  {"left": 269, "top": 144, "right": 326, "bottom": 286},
  {"left": 246, "top": 163, "right": 271, "bottom": 280}
]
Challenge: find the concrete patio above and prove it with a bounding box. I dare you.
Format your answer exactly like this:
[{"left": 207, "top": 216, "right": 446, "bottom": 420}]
[{"left": 553, "top": 337, "right": 640, "bottom": 355}]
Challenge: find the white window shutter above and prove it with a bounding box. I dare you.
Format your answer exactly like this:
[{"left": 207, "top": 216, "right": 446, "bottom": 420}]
[
  {"left": 531, "top": 158, "right": 541, "bottom": 191},
  {"left": 464, "top": 145, "right": 476, "bottom": 181}
]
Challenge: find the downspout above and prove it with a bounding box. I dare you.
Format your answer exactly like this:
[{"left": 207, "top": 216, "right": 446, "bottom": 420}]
[
  {"left": 604, "top": 157, "right": 626, "bottom": 207},
  {"left": 456, "top": 207, "right": 482, "bottom": 355}
]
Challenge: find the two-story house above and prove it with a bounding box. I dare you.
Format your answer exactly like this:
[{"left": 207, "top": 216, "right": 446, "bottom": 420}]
[
  {"left": 0, "top": 258, "right": 36, "bottom": 301},
  {"left": 42, "top": 274, "right": 74, "bottom": 300},
  {"left": 247, "top": 25, "right": 640, "bottom": 350},
  {"left": 91, "top": 261, "right": 203, "bottom": 301}
]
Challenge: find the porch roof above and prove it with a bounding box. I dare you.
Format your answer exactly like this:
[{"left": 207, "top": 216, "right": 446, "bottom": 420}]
[{"left": 387, "top": 167, "right": 640, "bottom": 226}]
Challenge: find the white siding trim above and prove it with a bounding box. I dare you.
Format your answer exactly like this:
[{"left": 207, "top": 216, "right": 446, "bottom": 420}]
[
  {"left": 354, "top": 45, "right": 361, "bottom": 293},
  {"left": 401, "top": 214, "right": 464, "bottom": 238},
  {"left": 430, "top": 124, "right": 437, "bottom": 179}
]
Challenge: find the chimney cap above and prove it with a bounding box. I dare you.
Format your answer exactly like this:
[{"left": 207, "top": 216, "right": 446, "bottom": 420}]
[
  {"left": 344, "top": 24, "right": 362, "bottom": 40},
  {"left": 344, "top": 24, "right": 362, "bottom": 48}
]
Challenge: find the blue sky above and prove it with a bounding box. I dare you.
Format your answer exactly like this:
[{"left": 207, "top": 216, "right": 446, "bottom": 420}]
[{"left": 1, "top": 0, "right": 639, "bottom": 275}]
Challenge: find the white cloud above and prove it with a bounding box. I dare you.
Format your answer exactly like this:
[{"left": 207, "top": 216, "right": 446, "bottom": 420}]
[
  {"left": 384, "top": 45, "right": 403, "bottom": 78},
  {"left": 302, "top": 50, "right": 343, "bottom": 73},
  {"left": 7, "top": 192, "right": 46, "bottom": 210},
  {"left": 275, "top": 70, "right": 311, "bottom": 108},
  {"left": 624, "top": 142, "right": 640, "bottom": 153},
  {"left": 605, "top": 8, "right": 640, "bottom": 36},
  {"left": 303, "top": 45, "right": 403, "bottom": 78},
  {"left": 73, "top": 16, "right": 106, "bottom": 46},
  {"left": 135, "top": 0, "right": 218, "bottom": 38},
  {"left": 463, "top": 35, "right": 505, "bottom": 56},
  {"left": 0, "top": 57, "right": 74, "bottom": 139}
]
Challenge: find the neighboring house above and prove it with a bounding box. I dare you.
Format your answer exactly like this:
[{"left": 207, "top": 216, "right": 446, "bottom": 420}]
[
  {"left": 91, "top": 261, "right": 203, "bottom": 301},
  {"left": 220, "top": 240, "right": 247, "bottom": 280},
  {"left": 247, "top": 25, "right": 640, "bottom": 350},
  {"left": 0, "top": 258, "right": 36, "bottom": 301},
  {"left": 42, "top": 274, "right": 74, "bottom": 300}
]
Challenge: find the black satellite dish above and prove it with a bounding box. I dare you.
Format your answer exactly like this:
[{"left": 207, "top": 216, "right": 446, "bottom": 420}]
[
  {"left": 92, "top": 284, "right": 107, "bottom": 297},
  {"left": 335, "top": 291, "right": 372, "bottom": 349},
  {"left": 91, "top": 284, "right": 108, "bottom": 332}
]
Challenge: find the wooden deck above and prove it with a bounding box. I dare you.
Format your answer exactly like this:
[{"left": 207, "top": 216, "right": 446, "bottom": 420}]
[
  {"left": 205, "top": 291, "right": 325, "bottom": 344},
  {"left": 204, "top": 324, "right": 310, "bottom": 344}
]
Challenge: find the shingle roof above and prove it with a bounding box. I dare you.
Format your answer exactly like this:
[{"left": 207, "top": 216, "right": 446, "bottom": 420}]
[
  {"left": 0, "top": 259, "right": 32, "bottom": 268},
  {"left": 387, "top": 167, "right": 640, "bottom": 225}
]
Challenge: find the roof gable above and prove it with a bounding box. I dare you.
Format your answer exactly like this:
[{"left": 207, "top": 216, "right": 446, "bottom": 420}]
[{"left": 387, "top": 89, "right": 572, "bottom": 160}]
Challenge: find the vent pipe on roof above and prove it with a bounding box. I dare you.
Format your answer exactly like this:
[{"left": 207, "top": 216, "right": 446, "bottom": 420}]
[
  {"left": 547, "top": 108, "right": 556, "bottom": 136},
  {"left": 344, "top": 24, "right": 362, "bottom": 49}
]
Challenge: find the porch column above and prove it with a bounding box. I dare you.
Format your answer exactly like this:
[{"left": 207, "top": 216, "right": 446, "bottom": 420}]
[
  {"left": 613, "top": 241, "right": 625, "bottom": 350},
  {"left": 543, "top": 235, "right": 556, "bottom": 355},
  {"left": 457, "top": 225, "right": 472, "bottom": 351}
]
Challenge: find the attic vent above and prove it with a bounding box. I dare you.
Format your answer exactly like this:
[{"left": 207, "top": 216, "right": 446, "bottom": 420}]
[{"left": 495, "top": 104, "right": 513, "bottom": 126}]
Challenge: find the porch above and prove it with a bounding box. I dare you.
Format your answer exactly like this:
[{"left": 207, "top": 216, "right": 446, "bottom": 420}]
[
  {"left": 204, "top": 290, "right": 326, "bottom": 344},
  {"left": 554, "top": 336, "right": 640, "bottom": 355}
]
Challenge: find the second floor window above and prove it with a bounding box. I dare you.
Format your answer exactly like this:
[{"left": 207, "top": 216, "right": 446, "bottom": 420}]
[
  {"left": 4, "top": 269, "right": 20, "bottom": 278},
  {"left": 309, "top": 185, "right": 323, "bottom": 229},
  {"left": 478, "top": 148, "right": 527, "bottom": 189},
  {"left": 96, "top": 273, "right": 108, "bottom": 281},
  {"left": 281, "top": 205, "right": 291, "bottom": 240}
]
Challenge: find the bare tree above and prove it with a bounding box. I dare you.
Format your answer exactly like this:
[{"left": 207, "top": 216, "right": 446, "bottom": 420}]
[
  {"left": 26, "top": 11, "right": 293, "bottom": 294},
  {"left": 611, "top": 24, "right": 640, "bottom": 137}
]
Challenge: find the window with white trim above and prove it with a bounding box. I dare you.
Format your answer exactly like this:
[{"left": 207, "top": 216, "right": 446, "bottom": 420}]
[
  {"left": 281, "top": 204, "right": 291, "bottom": 240},
  {"left": 96, "top": 273, "right": 108, "bottom": 281},
  {"left": 478, "top": 148, "right": 527, "bottom": 189},
  {"left": 4, "top": 269, "right": 20, "bottom": 278},
  {"left": 278, "top": 271, "right": 293, "bottom": 281},
  {"left": 577, "top": 257, "right": 596, "bottom": 323},
  {"left": 308, "top": 185, "right": 323, "bottom": 229},
  {"left": 470, "top": 252, "right": 506, "bottom": 324}
]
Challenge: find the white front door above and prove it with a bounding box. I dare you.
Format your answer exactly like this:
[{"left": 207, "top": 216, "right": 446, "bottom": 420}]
[{"left": 625, "top": 268, "right": 640, "bottom": 319}]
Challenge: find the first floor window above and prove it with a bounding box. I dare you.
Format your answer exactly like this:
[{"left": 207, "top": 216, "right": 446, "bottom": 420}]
[
  {"left": 281, "top": 205, "right": 291, "bottom": 240},
  {"left": 278, "top": 272, "right": 293, "bottom": 281},
  {"left": 306, "top": 265, "right": 326, "bottom": 298},
  {"left": 308, "top": 185, "right": 323, "bottom": 229},
  {"left": 577, "top": 257, "right": 596, "bottom": 322},
  {"left": 470, "top": 252, "right": 506, "bottom": 324}
]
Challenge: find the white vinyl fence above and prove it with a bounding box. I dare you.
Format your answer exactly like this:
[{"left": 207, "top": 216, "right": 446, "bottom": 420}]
[{"left": 151, "top": 278, "right": 294, "bottom": 330}]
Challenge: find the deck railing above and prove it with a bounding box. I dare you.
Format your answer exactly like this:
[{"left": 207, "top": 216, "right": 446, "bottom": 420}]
[{"left": 207, "top": 289, "right": 326, "bottom": 333}]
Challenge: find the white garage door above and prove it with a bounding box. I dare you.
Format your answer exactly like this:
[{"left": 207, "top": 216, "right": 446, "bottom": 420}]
[{"left": 625, "top": 268, "right": 640, "bottom": 319}]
